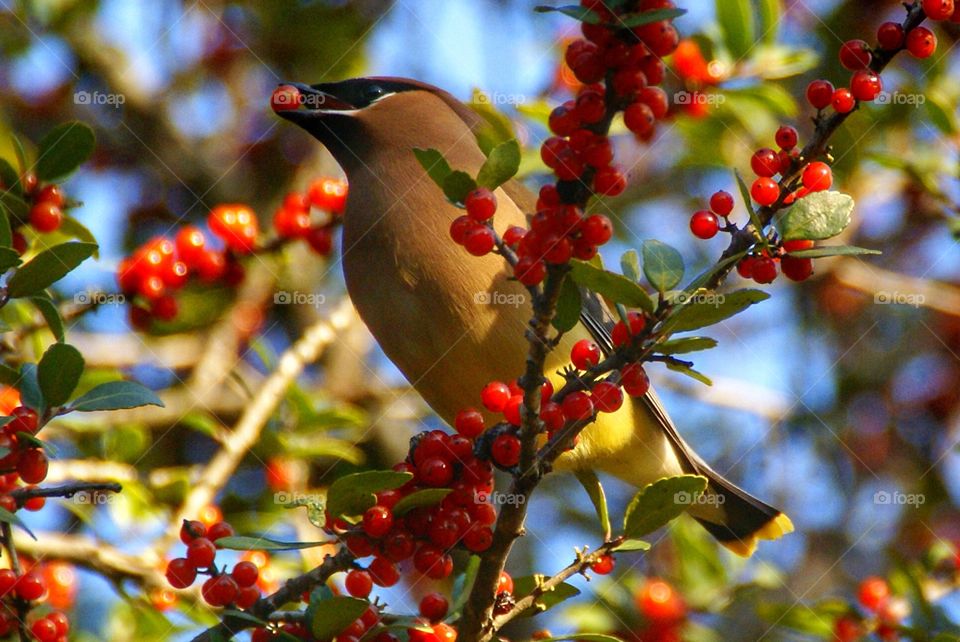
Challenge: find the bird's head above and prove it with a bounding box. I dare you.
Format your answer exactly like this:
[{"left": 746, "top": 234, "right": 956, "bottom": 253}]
[{"left": 273, "top": 77, "right": 481, "bottom": 173}]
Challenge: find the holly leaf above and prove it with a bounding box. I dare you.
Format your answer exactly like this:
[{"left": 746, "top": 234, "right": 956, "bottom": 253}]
[
  {"left": 326, "top": 470, "right": 413, "bottom": 519},
  {"left": 612, "top": 539, "right": 651, "bottom": 552},
  {"left": 775, "top": 191, "right": 855, "bottom": 241},
  {"left": 665, "top": 289, "right": 769, "bottom": 332},
  {"left": 656, "top": 337, "right": 718, "bottom": 355},
  {"left": 311, "top": 597, "right": 370, "bottom": 640},
  {"left": 666, "top": 361, "right": 713, "bottom": 386},
  {"left": 214, "top": 535, "right": 333, "bottom": 551},
  {"left": 27, "top": 294, "right": 65, "bottom": 342},
  {"left": 68, "top": 380, "right": 163, "bottom": 412},
  {"left": 552, "top": 274, "right": 582, "bottom": 333},
  {"left": 392, "top": 489, "right": 451, "bottom": 516},
  {"left": 623, "top": 475, "right": 708, "bottom": 538},
  {"left": 575, "top": 470, "right": 611, "bottom": 540},
  {"left": 6, "top": 242, "right": 98, "bottom": 298},
  {"left": 620, "top": 249, "right": 641, "bottom": 282},
  {"left": 642, "top": 240, "right": 684, "bottom": 292},
  {"left": 37, "top": 342, "right": 84, "bottom": 406},
  {"left": 716, "top": 0, "right": 754, "bottom": 59},
  {"left": 36, "top": 121, "right": 96, "bottom": 181},
  {"left": 569, "top": 260, "right": 655, "bottom": 313},
  {"left": 443, "top": 171, "right": 478, "bottom": 206},
  {"left": 476, "top": 139, "right": 521, "bottom": 190},
  {"left": 17, "top": 364, "right": 44, "bottom": 413},
  {"left": 786, "top": 245, "right": 880, "bottom": 258},
  {"left": 413, "top": 148, "right": 452, "bottom": 188}
]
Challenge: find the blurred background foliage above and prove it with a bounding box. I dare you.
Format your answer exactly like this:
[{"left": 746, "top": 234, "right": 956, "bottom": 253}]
[{"left": 1, "top": 0, "right": 959, "bottom": 640}]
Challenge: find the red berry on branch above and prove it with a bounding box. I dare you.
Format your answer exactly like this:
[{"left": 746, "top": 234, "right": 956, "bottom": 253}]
[
  {"left": 751, "top": 257, "right": 778, "bottom": 284},
  {"left": 850, "top": 70, "right": 883, "bottom": 102},
  {"left": 635, "top": 579, "right": 685, "bottom": 624},
  {"left": 465, "top": 188, "right": 497, "bottom": 221},
  {"left": 463, "top": 226, "right": 495, "bottom": 256},
  {"left": 515, "top": 256, "right": 546, "bottom": 286},
  {"left": 202, "top": 574, "right": 239, "bottom": 607},
  {"left": 17, "top": 448, "right": 48, "bottom": 484},
  {"left": 832, "top": 88, "right": 856, "bottom": 114},
  {"left": 548, "top": 102, "right": 580, "bottom": 137},
  {"left": 593, "top": 166, "right": 626, "bottom": 196},
  {"left": 273, "top": 205, "right": 312, "bottom": 238},
  {"left": 775, "top": 125, "right": 798, "bottom": 150},
  {"left": 418, "top": 457, "right": 453, "bottom": 487},
  {"left": 420, "top": 593, "right": 449, "bottom": 622},
  {"left": 877, "top": 22, "right": 905, "bottom": 50},
  {"left": 591, "top": 381, "right": 623, "bottom": 413},
  {"left": 29, "top": 201, "right": 63, "bottom": 233},
  {"left": 750, "top": 177, "right": 780, "bottom": 206},
  {"left": 8, "top": 406, "right": 38, "bottom": 434},
  {"left": 363, "top": 505, "right": 394, "bottom": 539},
  {"left": 709, "top": 190, "right": 734, "bottom": 216},
  {"left": 571, "top": 339, "right": 601, "bottom": 370},
  {"left": 591, "top": 554, "right": 615, "bottom": 575},
  {"left": 783, "top": 239, "right": 815, "bottom": 252},
  {"left": 781, "top": 256, "right": 814, "bottom": 282},
  {"left": 922, "top": 0, "right": 955, "bottom": 20},
  {"left": 165, "top": 558, "right": 197, "bottom": 589},
  {"left": 751, "top": 148, "right": 780, "bottom": 178},
  {"left": 492, "top": 433, "right": 521, "bottom": 467},
  {"left": 271, "top": 85, "right": 302, "bottom": 111},
  {"left": 345, "top": 569, "right": 373, "bottom": 598},
  {"left": 207, "top": 521, "right": 235, "bottom": 546},
  {"left": 481, "top": 381, "right": 511, "bottom": 413},
  {"left": 611, "top": 311, "right": 646, "bottom": 347},
  {"left": 186, "top": 537, "right": 217, "bottom": 568},
  {"left": 454, "top": 408, "right": 485, "bottom": 439},
  {"left": 801, "top": 161, "right": 833, "bottom": 192},
  {"left": 576, "top": 90, "right": 606, "bottom": 124},
  {"left": 16, "top": 570, "right": 44, "bottom": 601},
  {"left": 689, "top": 210, "right": 719, "bottom": 239},
  {"left": 906, "top": 26, "right": 937, "bottom": 58},
  {"left": 36, "top": 184, "right": 64, "bottom": 207},
  {"left": 232, "top": 561, "right": 259, "bottom": 588},
  {"left": 857, "top": 576, "right": 890, "bottom": 612},
  {"left": 561, "top": 391, "right": 594, "bottom": 421},
  {"left": 180, "top": 519, "right": 206, "bottom": 544},
  {"left": 503, "top": 394, "right": 523, "bottom": 425},
  {"left": 624, "top": 102, "right": 655, "bottom": 136},
  {"left": 208, "top": 204, "right": 259, "bottom": 254},
  {"left": 308, "top": 177, "right": 349, "bottom": 214},
  {"left": 369, "top": 557, "right": 400, "bottom": 587},
  {"left": 621, "top": 363, "right": 650, "bottom": 397},
  {"left": 806, "top": 80, "right": 835, "bottom": 110},
  {"left": 839, "top": 39, "right": 872, "bottom": 70},
  {"left": 31, "top": 618, "right": 57, "bottom": 642}
]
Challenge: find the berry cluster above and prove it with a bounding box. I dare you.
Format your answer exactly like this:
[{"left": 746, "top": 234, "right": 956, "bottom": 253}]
[
  {"left": 118, "top": 177, "right": 346, "bottom": 329},
  {"left": 0, "top": 392, "right": 52, "bottom": 498},
  {"left": 0, "top": 171, "right": 71, "bottom": 255},
  {"left": 165, "top": 519, "right": 265, "bottom": 610},
  {"left": 0, "top": 560, "right": 71, "bottom": 641},
  {"left": 833, "top": 576, "right": 909, "bottom": 642}
]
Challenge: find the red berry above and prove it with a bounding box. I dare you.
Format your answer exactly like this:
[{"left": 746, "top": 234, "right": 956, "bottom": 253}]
[
  {"left": 166, "top": 558, "right": 197, "bottom": 589},
  {"left": 36, "top": 184, "right": 64, "bottom": 207},
  {"left": 877, "top": 22, "right": 905, "bottom": 50},
  {"left": 151, "top": 294, "right": 178, "bottom": 321},
  {"left": 273, "top": 205, "right": 312, "bottom": 238},
  {"left": 581, "top": 214, "right": 613, "bottom": 246},
  {"left": 709, "top": 190, "right": 734, "bottom": 216},
  {"left": 29, "top": 201, "right": 63, "bottom": 233},
  {"left": 419, "top": 593, "right": 449, "bottom": 622},
  {"left": 31, "top": 618, "right": 58, "bottom": 642},
  {"left": 549, "top": 102, "right": 580, "bottom": 136},
  {"left": 209, "top": 204, "right": 259, "bottom": 253},
  {"left": 783, "top": 239, "right": 815, "bottom": 252},
  {"left": 454, "top": 408, "right": 485, "bottom": 439},
  {"left": 839, "top": 39, "right": 871, "bottom": 70},
  {"left": 635, "top": 579, "right": 685, "bottom": 624},
  {"left": 232, "top": 561, "right": 259, "bottom": 588},
  {"left": 418, "top": 457, "right": 453, "bottom": 487},
  {"left": 363, "top": 505, "right": 394, "bottom": 539},
  {"left": 368, "top": 557, "right": 400, "bottom": 587},
  {"left": 17, "top": 449, "right": 48, "bottom": 484},
  {"left": 906, "top": 26, "right": 937, "bottom": 58},
  {"left": 850, "top": 70, "right": 883, "bottom": 102},
  {"left": 481, "top": 381, "right": 511, "bottom": 413},
  {"left": 751, "top": 257, "right": 778, "bottom": 284},
  {"left": 923, "top": 0, "right": 955, "bottom": 20},
  {"left": 561, "top": 391, "right": 594, "bottom": 421},
  {"left": 491, "top": 433, "right": 521, "bottom": 467},
  {"left": 593, "top": 166, "right": 626, "bottom": 196},
  {"left": 345, "top": 569, "right": 373, "bottom": 598},
  {"left": 16, "top": 570, "right": 44, "bottom": 601},
  {"left": 832, "top": 88, "right": 856, "bottom": 114},
  {"left": 306, "top": 225, "right": 334, "bottom": 256},
  {"left": 774, "top": 125, "right": 798, "bottom": 150},
  {"left": 611, "top": 311, "right": 646, "bottom": 347},
  {"left": 638, "top": 86, "right": 669, "bottom": 119},
  {"left": 621, "top": 363, "right": 650, "bottom": 397},
  {"left": 202, "top": 574, "right": 239, "bottom": 607},
  {"left": 781, "top": 256, "right": 814, "bottom": 282},
  {"left": 834, "top": 616, "right": 861, "bottom": 642},
  {"left": 0, "top": 569, "right": 14, "bottom": 598},
  {"left": 271, "top": 85, "right": 302, "bottom": 111},
  {"left": 502, "top": 395, "right": 523, "bottom": 426},
  {"left": 591, "top": 554, "right": 615, "bottom": 575},
  {"left": 180, "top": 519, "right": 206, "bottom": 544},
  {"left": 576, "top": 90, "right": 606, "bottom": 124},
  {"left": 514, "top": 256, "right": 546, "bottom": 286},
  {"left": 750, "top": 177, "right": 780, "bottom": 206},
  {"left": 464, "top": 525, "right": 494, "bottom": 552},
  {"left": 751, "top": 148, "right": 780, "bottom": 177},
  {"left": 496, "top": 571, "right": 513, "bottom": 595},
  {"left": 806, "top": 80, "right": 835, "bottom": 110},
  {"left": 7, "top": 406, "right": 38, "bottom": 434},
  {"left": 624, "top": 102, "right": 655, "bottom": 136},
  {"left": 308, "top": 177, "right": 348, "bottom": 213},
  {"left": 463, "top": 226, "right": 495, "bottom": 256},
  {"left": 174, "top": 226, "right": 206, "bottom": 266},
  {"left": 591, "top": 381, "right": 623, "bottom": 413},
  {"left": 802, "top": 162, "right": 833, "bottom": 192},
  {"left": 857, "top": 576, "right": 890, "bottom": 612},
  {"left": 571, "top": 339, "right": 601, "bottom": 370},
  {"left": 187, "top": 537, "right": 217, "bottom": 568},
  {"left": 465, "top": 188, "right": 497, "bottom": 221},
  {"left": 689, "top": 210, "right": 719, "bottom": 239},
  {"left": 236, "top": 585, "right": 259, "bottom": 609},
  {"left": 207, "top": 521, "right": 235, "bottom": 546}
]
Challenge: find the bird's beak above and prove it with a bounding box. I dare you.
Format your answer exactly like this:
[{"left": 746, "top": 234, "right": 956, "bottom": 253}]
[{"left": 273, "top": 82, "right": 356, "bottom": 124}]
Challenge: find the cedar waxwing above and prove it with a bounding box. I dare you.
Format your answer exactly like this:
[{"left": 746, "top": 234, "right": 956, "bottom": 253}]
[{"left": 276, "top": 77, "right": 793, "bottom": 556}]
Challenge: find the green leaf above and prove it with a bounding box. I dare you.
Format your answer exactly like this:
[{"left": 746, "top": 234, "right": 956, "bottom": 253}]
[
  {"left": 623, "top": 474, "right": 708, "bottom": 538},
  {"left": 449, "top": 556, "right": 481, "bottom": 617},
  {"left": 58, "top": 216, "right": 99, "bottom": 255},
  {"left": 17, "top": 364, "right": 44, "bottom": 413},
  {"left": 0, "top": 248, "right": 21, "bottom": 273},
  {"left": 756, "top": 602, "right": 836, "bottom": 637},
  {"left": 716, "top": 0, "right": 754, "bottom": 59},
  {"left": 666, "top": 361, "right": 713, "bottom": 386},
  {"left": 442, "top": 171, "right": 477, "bottom": 206},
  {"left": 786, "top": 245, "right": 880, "bottom": 258},
  {"left": 476, "top": 139, "right": 521, "bottom": 190},
  {"left": 326, "top": 470, "right": 413, "bottom": 519},
  {"left": 413, "top": 148, "right": 453, "bottom": 189},
  {"left": 68, "top": 380, "right": 163, "bottom": 412},
  {"left": 574, "top": 470, "right": 611, "bottom": 540},
  {"left": 6, "top": 242, "right": 98, "bottom": 298},
  {"left": 758, "top": 0, "right": 782, "bottom": 43},
  {"left": 0, "top": 364, "right": 18, "bottom": 387},
  {"left": 657, "top": 337, "right": 718, "bottom": 355},
  {"left": 15, "top": 432, "right": 56, "bottom": 456},
  {"left": 533, "top": 5, "right": 601, "bottom": 23},
  {"left": 569, "top": 260, "right": 655, "bottom": 313},
  {"left": 926, "top": 92, "right": 958, "bottom": 136},
  {"left": 0, "top": 200, "right": 11, "bottom": 248},
  {"left": 0, "top": 190, "right": 29, "bottom": 223},
  {"left": 38, "top": 342, "right": 84, "bottom": 406},
  {"left": 619, "top": 8, "right": 686, "bottom": 27},
  {"left": 665, "top": 289, "right": 769, "bottom": 332},
  {"left": 10, "top": 136, "right": 27, "bottom": 178},
  {"left": 0, "top": 158, "right": 18, "bottom": 195},
  {"left": 392, "top": 488, "right": 451, "bottom": 516},
  {"left": 512, "top": 575, "right": 581, "bottom": 616},
  {"left": 612, "top": 538, "right": 651, "bottom": 552},
  {"left": 215, "top": 535, "right": 332, "bottom": 551},
  {"left": 642, "top": 240, "right": 684, "bottom": 292},
  {"left": 311, "top": 597, "right": 370, "bottom": 640},
  {"left": 28, "top": 294, "right": 65, "bottom": 341},
  {"left": 620, "top": 249, "right": 641, "bottom": 283},
  {"left": 219, "top": 609, "right": 267, "bottom": 628},
  {"left": 0, "top": 505, "right": 36, "bottom": 540},
  {"left": 683, "top": 252, "right": 747, "bottom": 294},
  {"left": 469, "top": 89, "right": 518, "bottom": 155},
  {"left": 552, "top": 274, "right": 582, "bottom": 333},
  {"left": 35, "top": 121, "right": 96, "bottom": 181},
  {"left": 775, "top": 191, "right": 855, "bottom": 241}
]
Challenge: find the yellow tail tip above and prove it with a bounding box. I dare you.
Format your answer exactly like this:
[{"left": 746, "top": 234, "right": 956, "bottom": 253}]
[{"left": 719, "top": 513, "right": 795, "bottom": 558}]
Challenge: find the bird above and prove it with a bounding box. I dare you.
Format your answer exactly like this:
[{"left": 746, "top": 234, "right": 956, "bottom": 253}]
[{"left": 275, "top": 76, "right": 793, "bottom": 557}]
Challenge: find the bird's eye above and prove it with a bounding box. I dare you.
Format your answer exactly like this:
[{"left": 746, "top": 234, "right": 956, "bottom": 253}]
[{"left": 363, "top": 85, "right": 386, "bottom": 102}]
